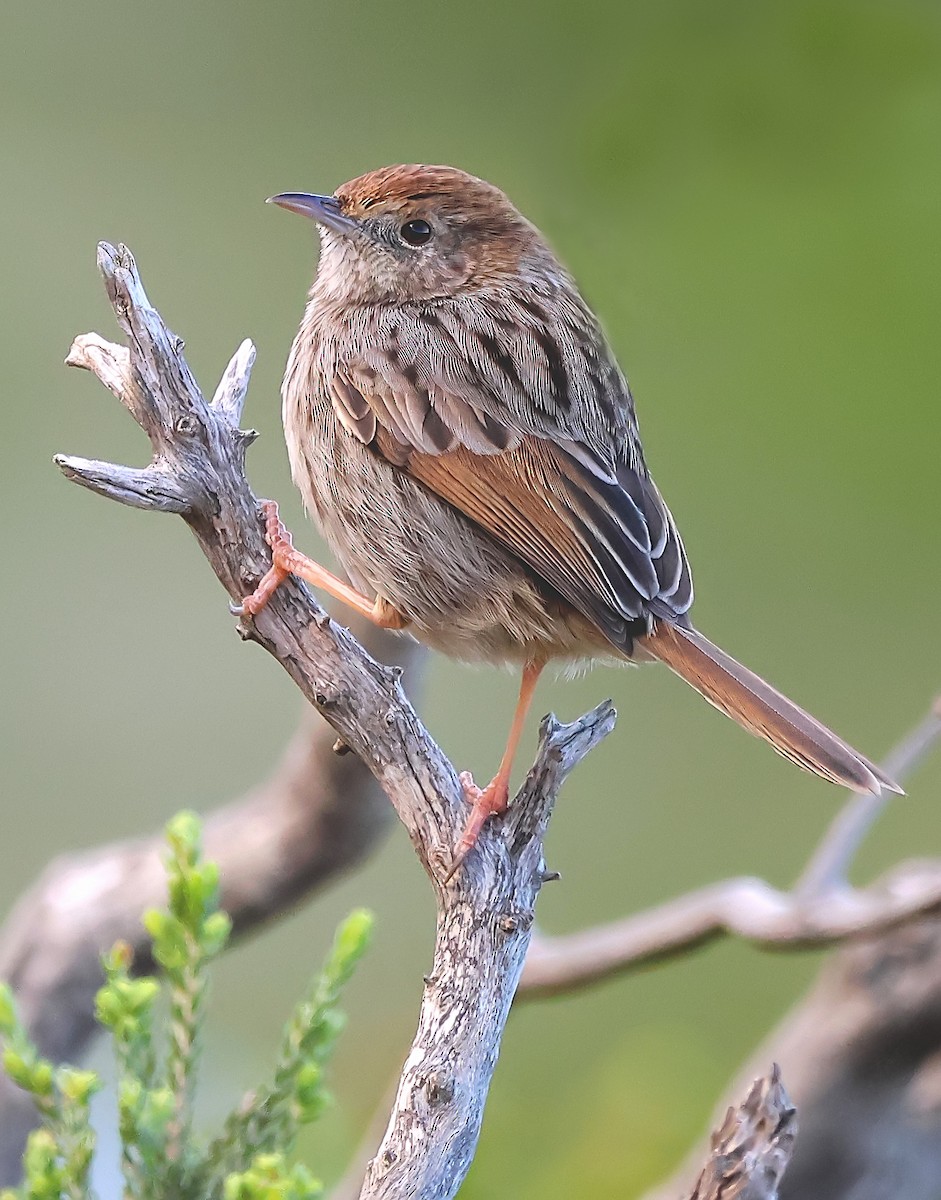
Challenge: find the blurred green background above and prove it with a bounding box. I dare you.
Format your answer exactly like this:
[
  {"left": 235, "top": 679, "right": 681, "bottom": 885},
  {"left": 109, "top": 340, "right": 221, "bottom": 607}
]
[{"left": 2, "top": 0, "right": 939, "bottom": 1194}]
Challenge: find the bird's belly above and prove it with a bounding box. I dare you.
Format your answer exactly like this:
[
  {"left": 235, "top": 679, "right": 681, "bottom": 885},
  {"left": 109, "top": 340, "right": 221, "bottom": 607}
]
[{"left": 284, "top": 397, "right": 604, "bottom": 665}]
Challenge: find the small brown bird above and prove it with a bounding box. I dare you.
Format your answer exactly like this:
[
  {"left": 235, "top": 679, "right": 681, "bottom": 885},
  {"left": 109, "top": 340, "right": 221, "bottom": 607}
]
[{"left": 239, "top": 163, "right": 900, "bottom": 871}]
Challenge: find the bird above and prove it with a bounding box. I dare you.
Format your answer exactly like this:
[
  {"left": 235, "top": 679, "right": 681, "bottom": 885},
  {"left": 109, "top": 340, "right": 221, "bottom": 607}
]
[{"left": 236, "top": 163, "right": 900, "bottom": 875}]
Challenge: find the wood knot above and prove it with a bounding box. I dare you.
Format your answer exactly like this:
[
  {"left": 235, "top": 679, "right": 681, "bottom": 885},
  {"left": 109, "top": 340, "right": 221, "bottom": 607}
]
[
  {"left": 175, "top": 414, "right": 198, "bottom": 436},
  {"left": 497, "top": 911, "right": 531, "bottom": 935},
  {"left": 314, "top": 686, "right": 341, "bottom": 709},
  {"left": 425, "top": 1072, "right": 454, "bottom": 1106}
]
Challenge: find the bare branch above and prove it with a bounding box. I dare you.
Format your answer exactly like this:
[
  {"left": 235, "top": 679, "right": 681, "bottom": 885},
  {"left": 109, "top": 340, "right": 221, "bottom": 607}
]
[
  {"left": 210, "top": 338, "right": 256, "bottom": 426},
  {"left": 520, "top": 695, "right": 941, "bottom": 998},
  {"left": 688, "top": 1067, "right": 797, "bottom": 1200},
  {"left": 36, "top": 242, "right": 615, "bottom": 1199},
  {"left": 53, "top": 454, "right": 191, "bottom": 511},
  {"left": 520, "top": 858, "right": 941, "bottom": 997},
  {"left": 64, "top": 333, "right": 134, "bottom": 406},
  {"left": 358, "top": 703, "right": 615, "bottom": 1200}
]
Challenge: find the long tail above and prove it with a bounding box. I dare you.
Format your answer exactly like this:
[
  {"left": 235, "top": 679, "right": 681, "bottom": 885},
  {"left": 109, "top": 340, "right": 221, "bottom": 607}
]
[{"left": 637, "top": 622, "right": 902, "bottom": 795}]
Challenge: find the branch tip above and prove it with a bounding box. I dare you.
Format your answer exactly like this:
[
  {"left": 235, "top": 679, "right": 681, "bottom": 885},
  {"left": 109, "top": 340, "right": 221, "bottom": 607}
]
[
  {"left": 54, "top": 454, "right": 191, "bottom": 514},
  {"left": 689, "top": 1066, "right": 796, "bottom": 1200},
  {"left": 210, "top": 339, "right": 257, "bottom": 426}
]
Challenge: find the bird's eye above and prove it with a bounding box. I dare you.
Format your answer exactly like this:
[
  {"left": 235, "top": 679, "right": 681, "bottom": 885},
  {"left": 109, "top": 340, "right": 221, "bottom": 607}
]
[{"left": 400, "top": 219, "right": 433, "bottom": 247}]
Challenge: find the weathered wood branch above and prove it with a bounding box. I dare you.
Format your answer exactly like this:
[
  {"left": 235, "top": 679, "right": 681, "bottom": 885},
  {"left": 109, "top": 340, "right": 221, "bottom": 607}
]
[
  {"left": 775, "top": 916, "right": 941, "bottom": 1200},
  {"left": 357, "top": 705, "right": 615, "bottom": 1200},
  {"left": 519, "top": 857, "right": 941, "bottom": 997},
  {"left": 641, "top": 701, "right": 941, "bottom": 1200},
  {"left": 334, "top": 696, "right": 936, "bottom": 1195},
  {"left": 520, "top": 696, "right": 940, "bottom": 997},
  {"left": 687, "top": 1067, "right": 796, "bottom": 1200},
  {"left": 334, "top": 1065, "right": 798, "bottom": 1200},
  {"left": 42, "top": 242, "right": 616, "bottom": 1200}
]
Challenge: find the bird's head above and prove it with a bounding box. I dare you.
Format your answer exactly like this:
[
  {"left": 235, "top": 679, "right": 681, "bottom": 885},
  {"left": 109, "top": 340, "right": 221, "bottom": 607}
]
[{"left": 270, "top": 164, "right": 552, "bottom": 305}]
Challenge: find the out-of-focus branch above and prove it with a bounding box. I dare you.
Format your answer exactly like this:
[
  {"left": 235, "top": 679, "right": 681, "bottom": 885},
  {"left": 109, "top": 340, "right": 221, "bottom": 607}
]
[
  {"left": 646, "top": 911, "right": 941, "bottom": 1200},
  {"left": 795, "top": 697, "right": 941, "bottom": 897},
  {"left": 636, "top": 700, "right": 941, "bottom": 1200},
  {"left": 520, "top": 696, "right": 941, "bottom": 998},
  {"left": 0, "top": 617, "right": 421, "bottom": 1184},
  {"left": 519, "top": 858, "right": 941, "bottom": 996},
  {"left": 20, "top": 243, "right": 617, "bottom": 1200}
]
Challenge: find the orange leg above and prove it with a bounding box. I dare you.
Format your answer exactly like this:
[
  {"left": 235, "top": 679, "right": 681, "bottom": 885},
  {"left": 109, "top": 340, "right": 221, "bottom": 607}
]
[
  {"left": 234, "top": 501, "right": 410, "bottom": 630},
  {"left": 444, "top": 659, "right": 545, "bottom": 882}
]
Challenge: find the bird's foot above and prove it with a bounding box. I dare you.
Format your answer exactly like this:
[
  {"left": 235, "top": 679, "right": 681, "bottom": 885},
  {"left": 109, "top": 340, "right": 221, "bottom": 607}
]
[
  {"left": 233, "top": 500, "right": 294, "bottom": 616},
  {"left": 442, "top": 771, "right": 510, "bottom": 882},
  {"left": 233, "top": 500, "right": 410, "bottom": 629}
]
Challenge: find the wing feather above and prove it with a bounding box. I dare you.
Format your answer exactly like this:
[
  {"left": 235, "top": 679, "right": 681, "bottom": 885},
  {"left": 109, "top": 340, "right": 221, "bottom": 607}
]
[{"left": 325, "top": 286, "right": 693, "bottom": 645}]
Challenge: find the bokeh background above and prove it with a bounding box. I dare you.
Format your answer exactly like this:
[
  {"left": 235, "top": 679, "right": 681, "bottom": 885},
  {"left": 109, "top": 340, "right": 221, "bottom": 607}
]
[{"left": 2, "top": 0, "right": 939, "bottom": 1194}]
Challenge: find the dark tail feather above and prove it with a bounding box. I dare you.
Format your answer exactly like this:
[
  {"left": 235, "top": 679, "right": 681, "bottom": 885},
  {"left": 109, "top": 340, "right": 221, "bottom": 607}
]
[{"left": 638, "top": 622, "right": 902, "bottom": 795}]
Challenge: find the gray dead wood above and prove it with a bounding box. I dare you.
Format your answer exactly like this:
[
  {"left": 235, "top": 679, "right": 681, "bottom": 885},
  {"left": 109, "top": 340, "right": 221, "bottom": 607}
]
[
  {"left": 356, "top": 705, "right": 615, "bottom": 1200},
  {"left": 334, "top": 1067, "right": 797, "bottom": 1200},
  {"left": 773, "top": 916, "right": 941, "bottom": 1200},
  {"left": 38, "top": 243, "right": 616, "bottom": 1199},
  {"left": 687, "top": 1067, "right": 797, "bottom": 1200},
  {"left": 334, "top": 698, "right": 938, "bottom": 1198}
]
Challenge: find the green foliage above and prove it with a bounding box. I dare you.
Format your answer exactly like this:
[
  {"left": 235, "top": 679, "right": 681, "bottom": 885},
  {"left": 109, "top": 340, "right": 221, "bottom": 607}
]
[
  {"left": 0, "top": 813, "right": 372, "bottom": 1200},
  {"left": 205, "top": 906, "right": 373, "bottom": 1190},
  {"left": 0, "top": 982, "right": 99, "bottom": 1200},
  {"left": 222, "top": 1155, "right": 323, "bottom": 1200}
]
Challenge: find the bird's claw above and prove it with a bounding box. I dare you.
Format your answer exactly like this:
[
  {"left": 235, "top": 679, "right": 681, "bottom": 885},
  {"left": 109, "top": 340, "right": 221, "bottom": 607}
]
[{"left": 441, "top": 771, "right": 510, "bottom": 883}]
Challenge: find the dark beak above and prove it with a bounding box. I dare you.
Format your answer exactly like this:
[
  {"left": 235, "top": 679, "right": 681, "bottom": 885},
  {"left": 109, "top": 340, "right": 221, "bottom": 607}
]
[{"left": 267, "top": 192, "right": 359, "bottom": 237}]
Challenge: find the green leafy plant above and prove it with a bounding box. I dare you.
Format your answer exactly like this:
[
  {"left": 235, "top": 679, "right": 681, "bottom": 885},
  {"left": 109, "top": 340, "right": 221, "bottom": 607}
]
[{"left": 0, "top": 812, "right": 372, "bottom": 1200}]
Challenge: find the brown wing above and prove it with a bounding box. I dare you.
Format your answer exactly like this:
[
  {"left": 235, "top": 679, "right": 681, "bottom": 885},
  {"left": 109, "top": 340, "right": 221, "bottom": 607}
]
[
  {"left": 402, "top": 434, "right": 690, "bottom": 646},
  {"left": 328, "top": 287, "right": 693, "bottom": 648}
]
